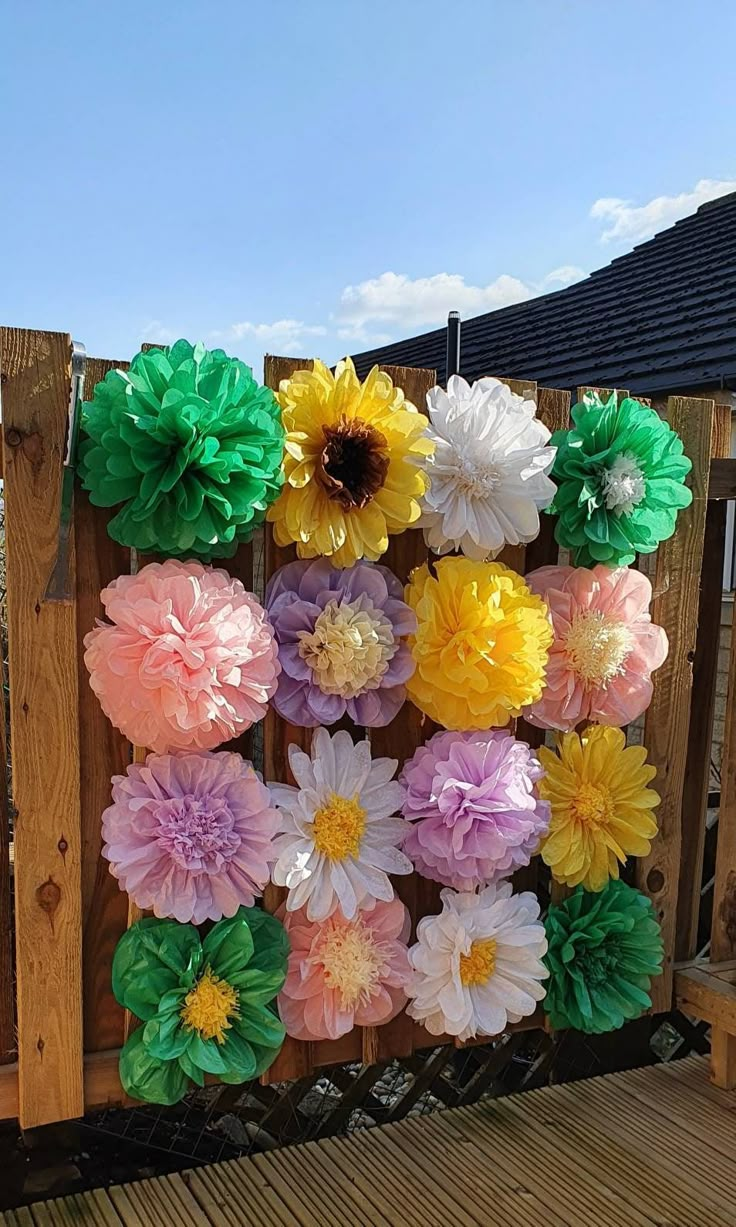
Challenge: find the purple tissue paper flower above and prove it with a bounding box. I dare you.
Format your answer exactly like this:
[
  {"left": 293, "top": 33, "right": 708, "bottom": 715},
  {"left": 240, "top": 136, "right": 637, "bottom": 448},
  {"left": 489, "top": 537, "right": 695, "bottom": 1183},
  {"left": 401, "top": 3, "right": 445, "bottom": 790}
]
[
  {"left": 265, "top": 558, "right": 416, "bottom": 727},
  {"left": 102, "top": 750, "right": 280, "bottom": 924},
  {"left": 400, "top": 730, "right": 550, "bottom": 889}
]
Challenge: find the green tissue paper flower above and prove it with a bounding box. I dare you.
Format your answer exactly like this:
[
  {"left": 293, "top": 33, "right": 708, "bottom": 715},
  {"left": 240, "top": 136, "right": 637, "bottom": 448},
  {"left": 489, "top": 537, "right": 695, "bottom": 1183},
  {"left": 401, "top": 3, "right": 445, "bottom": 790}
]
[
  {"left": 543, "top": 880, "right": 663, "bottom": 1034},
  {"left": 549, "top": 391, "right": 692, "bottom": 566},
  {"left": 78, "top": 340, "right": 284, "bottom": 559},
  {"left": 113, "top": 907, "right": 289, "bottom": 1105}
]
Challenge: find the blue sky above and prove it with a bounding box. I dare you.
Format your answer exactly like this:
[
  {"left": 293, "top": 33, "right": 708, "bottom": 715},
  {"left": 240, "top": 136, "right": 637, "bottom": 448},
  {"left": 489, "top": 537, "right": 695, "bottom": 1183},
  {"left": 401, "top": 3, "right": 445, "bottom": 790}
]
[{"left": 3, "top": 0, "right": 735, "bottom": 373}]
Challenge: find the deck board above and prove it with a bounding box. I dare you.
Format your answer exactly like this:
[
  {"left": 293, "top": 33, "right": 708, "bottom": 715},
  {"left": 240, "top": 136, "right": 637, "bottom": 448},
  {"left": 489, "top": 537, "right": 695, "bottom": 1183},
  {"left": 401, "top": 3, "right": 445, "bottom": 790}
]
[{"left": 4, "top": 1056, "right": 735, "bottom": 1226}]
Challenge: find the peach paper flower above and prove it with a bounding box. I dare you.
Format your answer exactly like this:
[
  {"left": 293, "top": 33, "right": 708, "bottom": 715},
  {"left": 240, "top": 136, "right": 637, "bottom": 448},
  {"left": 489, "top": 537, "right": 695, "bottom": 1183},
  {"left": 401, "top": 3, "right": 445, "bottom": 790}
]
[
  {"left": 277, "top": 897, "right": 411, "bottom": 1041},
  {"left": 525, "top": 564, "right": 668, "bottom": 731},
  {"left": 85, "top": 559, "right": 280, "bottom": 752}
]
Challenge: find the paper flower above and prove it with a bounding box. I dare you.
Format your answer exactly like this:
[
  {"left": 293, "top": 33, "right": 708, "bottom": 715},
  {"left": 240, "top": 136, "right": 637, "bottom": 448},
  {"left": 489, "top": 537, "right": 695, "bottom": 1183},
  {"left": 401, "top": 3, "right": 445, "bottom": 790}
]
[
  {"left": 269, "top": 727, "right": 412, "bottom": 922},
  {"left": 78, "top": 340, "right": 284, "bottom": 560},
  {"left": 267, "top": 358, "right": 433, "bottom": 568},
  {"left": 113, "top": 908, "right": 289, "bottom": 1104},
  {"left": 406, "top": 883, "right": 548, "bottom": 1041},
  {"left": 84, "top": 560, "right": 279, "bottom": 753},
  {"left": 276, "top": 897, "right": 411, "bottom": 1041},
  {"left": 265, "top": 558, "right": 416, "bottom": 728},
  {"left": 102, "top": 751, "right": 280, "bottom": 924},
  {"left": 420, "top": 375, "right": 556, "bottom": 560},
  {"left": 400, "top": 730, "right": 550, "bottom": 889},
  {"left": 550, "top": 392, "right": 692, "bottom": 567},
  {"left": 544, "top": 881, "right": 663, "bottom": 1033},
  {"left": 405, "top": 557, "right": 553, "bottom": 730},
  {"left": 525, "top": 564, "right": 668, "bottom": 731},
  {"left": 537, "top": 726, "right": 659, "bottom": 892}
]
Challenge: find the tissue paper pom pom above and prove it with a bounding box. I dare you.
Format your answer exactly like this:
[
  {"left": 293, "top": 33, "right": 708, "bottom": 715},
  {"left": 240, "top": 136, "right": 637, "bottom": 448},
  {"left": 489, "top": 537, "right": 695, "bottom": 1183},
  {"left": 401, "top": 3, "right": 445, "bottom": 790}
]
[
  {"left": 401, "top": 730, "right": 550, "bottom": 889},
  {"left": 265, "top": 557, "right": 416, "bottom": 727},
  {"left": 78, "top": 340, "right": 284, "bottom": 560},
  {"left": 550, "top": 391, "right": 692, "bottom": 567},
  {"left": 276, "top": 897, "right": 411, "bottom": 1041},
  {"left": 544, "top": 881, "right": 663, "bottom": 1033},
  {"left": 267, "top": 358, "right": 433, "bottom": 568},
  {"left": 102, "top": 751, "right": 280, "bottom": 924},
  {"left": 113, "top": 908, "right": 288, "bottom": 1104},
  {"left": 537, "top": 726, "right": 659, "bottom": 893},
  {"left": 405, "top": 557, "right": 553, "bottom": 730},
  {"left": 85, "top": 560, "right": 279, "bottom": 753},
  {"left": 269, "top": 727, "right": 412, "bottom": 922},
  {"left": 525, "top": 564, "right": 668, "bottom": 731},
  {"left": 406, "top": 883, "right": 548, "bottom": 1041},
  {"left": 420, "top": 375, "right": 556, "bottom": 559}
]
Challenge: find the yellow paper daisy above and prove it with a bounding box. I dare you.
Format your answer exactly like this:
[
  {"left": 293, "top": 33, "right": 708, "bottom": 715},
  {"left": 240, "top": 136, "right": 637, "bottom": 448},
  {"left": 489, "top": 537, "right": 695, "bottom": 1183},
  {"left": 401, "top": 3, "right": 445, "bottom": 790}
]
[
  {"left": 405, "top": 557, "right": 553, "bottom": 730},
  {"left": 267, "top": 358, "right": 433, "bottom": 568},
  {"left": 538, "top": 725, "right": 659, "bottom": 893}
]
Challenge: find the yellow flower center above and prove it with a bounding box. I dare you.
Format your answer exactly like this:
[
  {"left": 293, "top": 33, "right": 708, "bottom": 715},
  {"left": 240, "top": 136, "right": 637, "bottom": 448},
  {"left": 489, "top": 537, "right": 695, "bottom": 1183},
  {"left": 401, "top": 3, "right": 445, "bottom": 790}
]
[
  {"left": 180, "top": 967, "right": 239, "bottom": 1044},
  {"left": 459, "top": 938, "right": 497, "bottom": 987},
  {"left": 564, "top": 610, "right": 633, "bottom": 686},
  {"left": 315, "top": 918, "right": 389, "bottom": 1009},
  {"left": 297, "top": 598, "right": 395, "bottom": 698},
  {"left": 570, "top": 782, "right": 615, "bottom": 829},
  {"left": 312, "top": 793, "right": 367, "bottom": 860}
]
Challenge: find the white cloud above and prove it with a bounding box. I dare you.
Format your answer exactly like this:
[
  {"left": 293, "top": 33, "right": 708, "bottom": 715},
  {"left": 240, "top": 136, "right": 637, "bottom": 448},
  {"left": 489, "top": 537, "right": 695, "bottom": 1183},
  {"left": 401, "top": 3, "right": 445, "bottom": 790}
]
[
  {"left": 335, "top": 271, "right": 535, "bottom": 331},
  {"left": 140, "top": 319, "right": 177, "bottom": 344},
  {"left": 591, "top": 177, "right": 736, "bottom": 243},
  {"left": 540, "top": 265, "right": 586, "bottom": 288},
  {"left": 226, "top": 318, "right": 327, "bottom": 352}
]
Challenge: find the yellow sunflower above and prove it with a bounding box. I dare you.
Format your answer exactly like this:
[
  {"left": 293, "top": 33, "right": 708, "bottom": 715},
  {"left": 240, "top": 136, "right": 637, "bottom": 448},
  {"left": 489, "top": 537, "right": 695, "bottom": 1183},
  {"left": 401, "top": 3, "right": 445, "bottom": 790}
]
[
  {"left": 267, "top": 358, "right": 433, "bottom": 568},
  {"left": 405, "top": 556, "right": 553, "bottom": 730},
  {"left": 538, "top": 725, "right": 659, "bottom": 893}
]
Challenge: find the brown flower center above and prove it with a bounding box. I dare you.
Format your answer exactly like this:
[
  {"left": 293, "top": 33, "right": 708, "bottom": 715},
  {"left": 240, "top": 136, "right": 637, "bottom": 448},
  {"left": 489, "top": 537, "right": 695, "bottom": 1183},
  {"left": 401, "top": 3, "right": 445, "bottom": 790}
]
[{"left": 318, "top": 417, "right": 390, "bottom": 510}]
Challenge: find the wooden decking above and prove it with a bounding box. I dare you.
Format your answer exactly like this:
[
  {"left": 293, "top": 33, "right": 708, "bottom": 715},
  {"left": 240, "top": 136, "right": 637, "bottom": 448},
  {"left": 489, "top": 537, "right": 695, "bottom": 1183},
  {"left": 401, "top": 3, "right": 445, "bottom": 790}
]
[{"left": 2, "top": 1055, "right": 734, "bottom": 1226}]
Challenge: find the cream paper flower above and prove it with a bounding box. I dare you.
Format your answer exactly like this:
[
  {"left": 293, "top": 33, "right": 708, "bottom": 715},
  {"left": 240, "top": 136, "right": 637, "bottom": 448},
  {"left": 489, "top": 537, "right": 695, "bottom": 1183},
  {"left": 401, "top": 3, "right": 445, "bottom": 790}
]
[
  {"left": 269, "top": 728, "right": 412, "bottom": 921},
  {"left": 406, "top": 882, "right": 548, "bottom": 1040},
  {"left": 420, "top": 375, "right": 557, "bottom": 560}
]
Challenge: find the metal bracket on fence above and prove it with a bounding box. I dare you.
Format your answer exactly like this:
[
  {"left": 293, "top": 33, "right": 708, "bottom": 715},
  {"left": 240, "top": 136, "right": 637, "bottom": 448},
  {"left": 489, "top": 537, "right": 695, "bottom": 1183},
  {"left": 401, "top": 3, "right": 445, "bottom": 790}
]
[{"left": 43, "top": 339, "right": 86, "bottom": 603}]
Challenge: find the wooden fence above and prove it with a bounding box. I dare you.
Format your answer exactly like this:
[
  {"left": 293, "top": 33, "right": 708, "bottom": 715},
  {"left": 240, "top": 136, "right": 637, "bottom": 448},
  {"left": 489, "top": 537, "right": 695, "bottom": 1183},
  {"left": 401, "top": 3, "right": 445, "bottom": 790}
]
[{"left": 0, "top": 325, "right": 732, "bottom": 1128}]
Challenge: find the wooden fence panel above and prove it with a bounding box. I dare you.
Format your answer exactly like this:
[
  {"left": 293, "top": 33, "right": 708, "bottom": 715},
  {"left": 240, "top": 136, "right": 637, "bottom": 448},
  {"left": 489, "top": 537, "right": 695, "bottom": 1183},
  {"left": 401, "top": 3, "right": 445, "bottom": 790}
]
[
  {"left": 636, "top": 395, "right": 716, "bottom": 1012},
  {"left": 75, "top": 357, "right": 131, "bottom": 1055},
  {"left": 1, "top": 327, "right": 84, "bottom": 1126}
]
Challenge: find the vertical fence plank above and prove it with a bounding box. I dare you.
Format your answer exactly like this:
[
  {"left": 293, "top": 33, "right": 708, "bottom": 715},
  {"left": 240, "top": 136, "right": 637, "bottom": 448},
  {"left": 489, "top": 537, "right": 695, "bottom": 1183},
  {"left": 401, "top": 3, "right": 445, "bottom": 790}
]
[
  {"left": 676, "top": 401, "right": 732, "bottom": 960},
  {"left": 261, "top": 355, "right": 315, "bottom": 1083},
  {"left": 1, "top": 327, "right": 84, "bottom": 1125},
  {"left": 635, "top": 395, "right": 715, "bottom": 1012},
  {"left": 369, "top": 363, "right": 437, "bottom": 1063},
  {"left": 710, "top": 516, "right": 736, "bottom": 966},
  {"left": 75, "top": 357, "right": 132, "bottom": 1055},
  {"left": 0, "top": 623, "right": 14, "bottom": 1065}
]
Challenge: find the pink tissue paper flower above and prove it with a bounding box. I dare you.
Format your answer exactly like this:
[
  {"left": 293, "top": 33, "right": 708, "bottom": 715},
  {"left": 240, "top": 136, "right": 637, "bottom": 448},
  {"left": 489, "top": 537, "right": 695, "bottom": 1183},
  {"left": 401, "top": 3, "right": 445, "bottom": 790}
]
[
  {"left": 277, "top": 896, "right": 411, "bottom": 1041},
  {"left": 401, "top": 730, "right": 550, "bottom": 889},
  {"left": 102, "top": 750, "right": 280, "bottom": 924},
  {"left": 85, "top": 559, "right": 280, "bottom": 752},
  {"left": 524, "top": 564, "right": 668, "bottom": 731}
]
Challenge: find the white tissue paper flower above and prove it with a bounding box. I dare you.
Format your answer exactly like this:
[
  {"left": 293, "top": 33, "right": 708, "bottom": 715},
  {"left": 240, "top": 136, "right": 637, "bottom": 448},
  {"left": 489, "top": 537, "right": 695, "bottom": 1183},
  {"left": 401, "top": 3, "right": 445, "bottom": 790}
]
[
  {"left": 406, "top": 881, "right": 548, "bottom": 1040},
  {"left": 420, "top": 375, "right": 557, "bottom": 559},
  {"left": 269, "top": 727, "right": 412, "bottom": 922}
]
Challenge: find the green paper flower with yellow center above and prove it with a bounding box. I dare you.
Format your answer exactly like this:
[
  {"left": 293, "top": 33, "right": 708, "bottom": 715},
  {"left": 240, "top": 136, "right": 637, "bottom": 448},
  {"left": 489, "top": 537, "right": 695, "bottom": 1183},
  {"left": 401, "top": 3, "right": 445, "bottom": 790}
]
[
  {"left": 79, "top": 340, "right": 284, "bottom": 560},
  {"left": 549, "top": 392, "right": 692, "bottom": 566},
  {"left": 543, "top": 880, "right": 663, "bottom": 1034},
  {"left": 113, "top": 907, "right": 289, "bottom": 1105}
]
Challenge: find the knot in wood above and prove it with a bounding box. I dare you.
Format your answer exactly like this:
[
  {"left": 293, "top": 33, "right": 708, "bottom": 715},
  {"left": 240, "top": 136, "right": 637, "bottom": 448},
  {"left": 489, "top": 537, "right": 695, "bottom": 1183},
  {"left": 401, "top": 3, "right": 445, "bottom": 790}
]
[
  {"left": 36, "top": 878, "right": 61, "bottom": 919},
  {"left": 4, "top": 428, "right": 22, "bottom": 448}
]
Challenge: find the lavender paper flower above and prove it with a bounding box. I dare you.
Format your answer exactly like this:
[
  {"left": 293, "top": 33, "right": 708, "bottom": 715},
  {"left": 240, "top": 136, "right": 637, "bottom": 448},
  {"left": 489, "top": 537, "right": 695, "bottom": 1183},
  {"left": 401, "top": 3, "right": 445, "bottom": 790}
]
[
  {"left": 400, "top": 730, "right": 550, "bottom": 889},
  {"left": 265, "top": 558, "right": 416, "bottom": 727}
]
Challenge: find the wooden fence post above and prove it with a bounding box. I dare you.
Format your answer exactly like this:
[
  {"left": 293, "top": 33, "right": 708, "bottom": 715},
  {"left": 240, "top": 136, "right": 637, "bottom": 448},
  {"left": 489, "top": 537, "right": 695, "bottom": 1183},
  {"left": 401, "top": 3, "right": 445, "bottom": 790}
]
[
  {"left": 1, "top": 327, "right": 85, "bottom": 1126},
  {"left": 636, "top": 395, "right": 715, "bottom": 1013}
]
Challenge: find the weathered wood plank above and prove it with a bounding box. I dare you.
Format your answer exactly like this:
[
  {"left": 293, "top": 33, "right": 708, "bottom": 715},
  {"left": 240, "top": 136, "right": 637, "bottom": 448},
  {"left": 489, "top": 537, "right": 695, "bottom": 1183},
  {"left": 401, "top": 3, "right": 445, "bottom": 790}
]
[
  {"left": 0, "top": 573, "right": 14, "bottom": 1065},
  {"left": 676, "top": 401, "right": 732, "bottom": 960},
  {"left": 635, "top": 395, "right": 716, "bottom": 1012},
  {"left": 1, "top": 327, "right": 85, "bottom": 1125},
  {"left": 707, "top": 457, "right": 736, "bottom": 500},
  {"left": 261, "top": 355, "right": 315, "bottom": 1084},
  {"left": 75, "top": 356, "right": 131, "bottom": 1055},
  {"left": 368, "top": 363, "right": 437, "bottom": 1063}
]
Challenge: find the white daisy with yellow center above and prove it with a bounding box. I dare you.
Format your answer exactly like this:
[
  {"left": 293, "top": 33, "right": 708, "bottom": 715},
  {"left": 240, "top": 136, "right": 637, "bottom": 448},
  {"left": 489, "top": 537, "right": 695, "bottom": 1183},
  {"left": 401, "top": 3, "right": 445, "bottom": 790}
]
[
  {"left": 407, "top": 882, "right": 548, "bottom": 1041},
  {"left": 270, "top": 728, "right": 412, "bottom": 921}
]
